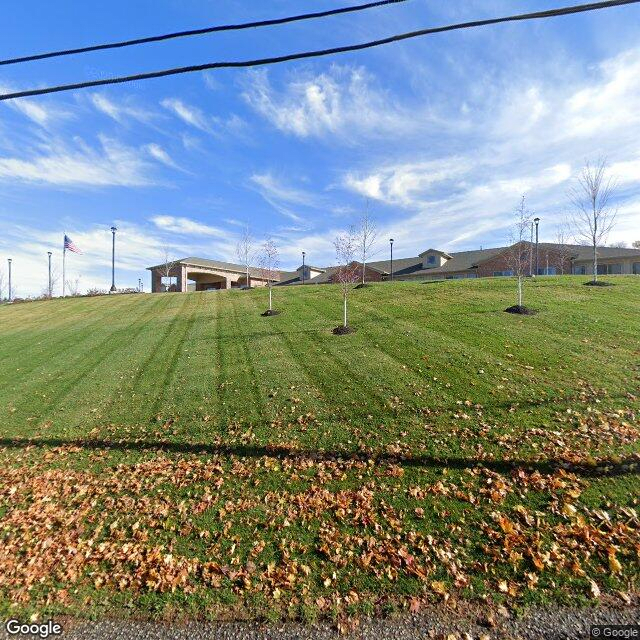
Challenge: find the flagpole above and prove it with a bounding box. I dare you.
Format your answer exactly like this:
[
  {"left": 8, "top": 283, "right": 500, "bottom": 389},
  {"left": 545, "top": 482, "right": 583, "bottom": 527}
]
[{"left": 62, "top": 235, "right": 66, "bottom": 298}]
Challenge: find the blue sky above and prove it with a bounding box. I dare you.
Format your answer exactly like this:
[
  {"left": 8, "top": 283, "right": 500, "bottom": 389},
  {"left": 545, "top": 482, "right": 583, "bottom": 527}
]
[{"left": 1, "top": 0, "right": 639, "bottom": 296}]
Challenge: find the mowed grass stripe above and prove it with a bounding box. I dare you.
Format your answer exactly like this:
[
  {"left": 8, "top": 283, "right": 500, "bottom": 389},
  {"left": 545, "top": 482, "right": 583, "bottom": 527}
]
[
  {"left": 233, "top": 290, "right": 328, "bottom": 438},
  {"left": 227, "top": 292, "right": 269, "bottom": 420},
  {"left": 207, "top": 291, "right": 266, "bottom": 426},
  {"left": 252, "top": 286, "right": 400, "bottom": 425},
  {"left": 348, "top": 279, "right": 636, "bottom": 405},
  {"left": 0, "top": 294, "right": 157, "bottom": 375},
  {"left": 91, "top": 293, "right": 201, "bottom": 429},
  {"left": 1, "top": 294, "right": 172, "bottom": 431},
  {"left": 139, "top": 292, "right": 205, "bottom": 425}
]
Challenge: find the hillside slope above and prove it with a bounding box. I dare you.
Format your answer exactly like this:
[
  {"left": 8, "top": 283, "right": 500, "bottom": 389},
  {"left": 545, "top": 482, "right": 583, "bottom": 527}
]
[{"left": 0, "top": 277, "right": 638, "bottom": 621}]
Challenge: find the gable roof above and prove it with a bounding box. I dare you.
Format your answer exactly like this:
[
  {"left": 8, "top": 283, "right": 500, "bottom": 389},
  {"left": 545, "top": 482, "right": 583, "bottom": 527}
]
[
  {"left": 296, "top": 264, "right": 326, "bottom": 272},
  {"left": 147, "top": 257, "right": 293, "bottom": 280},
  {"left": 418, "top": 248, "right": 453, "bottom": 259},
  {"left": 148, "top": 243, "right": 640, "bottom": 286}
]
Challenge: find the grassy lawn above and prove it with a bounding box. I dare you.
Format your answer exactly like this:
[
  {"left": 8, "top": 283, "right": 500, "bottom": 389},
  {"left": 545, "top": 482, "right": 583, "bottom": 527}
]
[{"left": 0, "top": 276, "right": 638, "bottom": 626}]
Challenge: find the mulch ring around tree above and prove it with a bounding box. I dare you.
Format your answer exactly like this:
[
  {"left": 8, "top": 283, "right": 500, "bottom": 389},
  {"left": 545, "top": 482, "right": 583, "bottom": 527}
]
[
  {"left": 584, "top": 280, "right": 615, "bottom": 287},
  {"left": 504, "top": 305, "right": 538, "bottom": 315},
  {"left": 332, "top": 325, "right": 356, "bottom": 335},
  {"left": 354, "top": 283, "right": 373, "bottom": 289},
  {"left": 261, "top": 309, "right": 281, "bottom": 317}
]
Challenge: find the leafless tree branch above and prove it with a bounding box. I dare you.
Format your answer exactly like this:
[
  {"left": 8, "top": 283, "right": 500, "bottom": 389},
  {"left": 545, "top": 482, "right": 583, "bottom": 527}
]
[
  {"left": 259, "top": 238, "right": 280, "bottom": 311},
  {"left": 356, "top": 202, "right": 379, "bottom": 285},
  {"left": 334, "top": 227, "right": 360, "bottom": 328},
  {"left": 505, "top": 196, "right": 532, "bottom": 307},
  {"left": 236, "top": 223, "right": 254, "bottom": 287},
  {"left": 569, "top": 158, "right": 617, "bottom": 282}
]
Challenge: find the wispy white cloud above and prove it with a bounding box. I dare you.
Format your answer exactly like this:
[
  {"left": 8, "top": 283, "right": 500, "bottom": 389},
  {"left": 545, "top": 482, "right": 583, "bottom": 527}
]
[
  {"left": 0, "top": 135, "right": 158, "bottom": 187},
  {"left": 90, "top": 93, "right": 155, "bottom": 124},
  {"left": 161, "top": 98, "right": 211, "bottom": 132},
  {"left": 150, "top": 215, "right": 227, "bottom": 238},
  {"left": 0, "top": 83, "right": 70, "bottom": 127},
  {"left": 339, "top": 46, "right": 640, "bottom": 251},
  {"left": 146, "top": 143, "right": 182, "bottom": 171},
  {"left": 250, "top": 172, "right": 326, "bottom": 223},
  {"left": 243, "top": 65, "right": 424, "bottom": 141},
  {"left": 161, "top": 97, "right": 248, "bottom": 140}
]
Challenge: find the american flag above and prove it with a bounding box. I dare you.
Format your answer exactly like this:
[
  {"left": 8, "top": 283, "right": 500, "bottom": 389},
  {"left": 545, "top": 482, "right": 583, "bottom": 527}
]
[{"left": 64, "top": 235, "right": 82, "bottom": 254}]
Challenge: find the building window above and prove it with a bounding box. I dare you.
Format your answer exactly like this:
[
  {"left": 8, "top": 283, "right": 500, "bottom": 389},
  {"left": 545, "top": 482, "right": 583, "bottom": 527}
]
[
  {"left": 538, "top": 267, "right": 557, "bottom": 275},
  {"left": 634, "top": 262, "right": 640, "bottom": 275},
  {"left": 573, "top": 265, "right": 586, "bottom": 275},
  {"left": 427, "top": 255, "right": 436, "bottom": 265},
  {"left": 493, "top": 270, "right": 514, "bottom": 277},
  {"left": 597, "top": 263, "right": 622, "bottom": 275}
]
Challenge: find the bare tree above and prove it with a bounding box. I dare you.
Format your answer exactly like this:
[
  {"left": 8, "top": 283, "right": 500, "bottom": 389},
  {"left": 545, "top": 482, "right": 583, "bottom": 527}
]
[
  {"left": 259, "top": 238, "right": 279, "bottom": 313},
  {"left": 157, "top": 246, "right": 177, "bottom": 292},
  {"left": 42, "top": 265, "right": 61, "bottom": 299},
  {"left": 570, "top": 159, "right": 617, "bottom": 283},
  {"left": 609, "top": 241, "right": 628, "bottom": 248},
  {"left": 65, "top": 277, "right": 81, "bottom": 297},
  {"left": 356, "top": 204, "right": 379, "bottom": 285},
  {"left": 236, "top": 224, "right": 254, "bottom": 288},
  {"left": 505, "top": 196, "right": 532, "bottom": 308},
  {"left": 633, "top": 240, "right": 640, "bottom": 249},
  {"left": 555, "top": 224, "right": 574, "bottom": 275},
  {"left": 333, "top": 228, "right": 360, "bottom": 330}
]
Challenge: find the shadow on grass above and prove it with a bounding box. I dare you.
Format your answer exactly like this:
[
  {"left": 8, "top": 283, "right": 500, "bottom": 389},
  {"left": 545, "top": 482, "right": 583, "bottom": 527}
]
[{"left": 0, "top": 437, "right": 637, "bottom": 478}]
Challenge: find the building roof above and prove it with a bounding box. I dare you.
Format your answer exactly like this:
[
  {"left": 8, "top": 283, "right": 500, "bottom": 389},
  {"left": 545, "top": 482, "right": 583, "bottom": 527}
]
[
  {"left": 298, "top": 243, "right": 640, "bottom": 283},
  {"left": 549, "top": 244, "right": 640, "bottom": 261},
  {"left": 296, "top": 264, "right": 326, "bottom": 272},
  {"left": 418, "top": 248, "right": 453, "bottom": 259},
  {"left": 147, "top": 257, "right": 293, "bottom": 280},
  {"left": 149, "top": 243, "right": 640, "bottom": 286}
]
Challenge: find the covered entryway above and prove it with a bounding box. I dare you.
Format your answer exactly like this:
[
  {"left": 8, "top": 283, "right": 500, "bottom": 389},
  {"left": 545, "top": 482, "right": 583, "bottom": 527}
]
[{"left": 148, "top": 257, "right": 270, "bottom": 293}]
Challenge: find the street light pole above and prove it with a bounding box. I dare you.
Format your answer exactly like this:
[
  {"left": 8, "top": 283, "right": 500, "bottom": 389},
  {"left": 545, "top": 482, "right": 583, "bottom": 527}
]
[
  {"left": 529, "top": 221, "right": 534, "bottom": 276},
  {"left": 534, "top": 217, "right": 540, "bottom": 277},
  {"left": 47, "top": 251, "right": 52, "bottom": 297},
  {"left": 302, "top": 251, "right": 306, "bottom": 286},
  {"left": 110, "top": 226, "right": 117, "bottom": 293},
  {"left": 7, "top": 258, "right": 12, "bottom": 302},
  {"left": 389, "top": 239, "right": 394, "bottom": 282}
]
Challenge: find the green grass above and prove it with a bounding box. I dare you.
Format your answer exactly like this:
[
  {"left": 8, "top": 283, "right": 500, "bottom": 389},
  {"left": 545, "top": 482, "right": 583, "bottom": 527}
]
[{"left": 0, "top": 276, "right": 638, "bottom": 623}]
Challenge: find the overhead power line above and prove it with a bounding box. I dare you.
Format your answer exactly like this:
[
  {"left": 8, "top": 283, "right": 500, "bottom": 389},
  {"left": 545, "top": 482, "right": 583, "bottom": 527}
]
[
  {"left": 1, "top": 0, "right": 638, "bottom": 102},
  {"left": 0, "top": 0, "right": 409, "bottom": 67}
]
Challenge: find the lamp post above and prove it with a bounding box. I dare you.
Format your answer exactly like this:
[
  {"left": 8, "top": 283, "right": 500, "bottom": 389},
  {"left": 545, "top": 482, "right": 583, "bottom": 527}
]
[
  {"left": 47, "top": 251, "right": 52, "bottom": 298},
  {"left": 389, "top": 238, "right": 394, "bottom": 282},
  {"left": 301, "top": 251, "right": 306, "bottom": 286},
  {"left": 110, "top": 226, "right": 117, "bottom": 293},
  {"left": 529, "top": 221, "right": 534, "bottom": 276},
  {"left": 534, "top": 217, "right": 540, "bottom": 277},
  {"left": 7, "top": 258, "right": 12, "bottom": 302}
]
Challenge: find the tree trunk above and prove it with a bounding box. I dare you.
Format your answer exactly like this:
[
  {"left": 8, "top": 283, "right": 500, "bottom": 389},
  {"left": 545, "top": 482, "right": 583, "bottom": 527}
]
[
  {"left": 269, "top": 286, "right": 272, "bottom": 311},
  {"left": 517, "top": 276, "right": 523, "bottom": 307},
  {"left": 343, "top": 293, "right": 347, "bottom": 328},
  {"left": 362, "top": 261, "right": 365, "bottom": 285},
  {"left": 593, "top": 242, "right": 598, "bottom": 283}
]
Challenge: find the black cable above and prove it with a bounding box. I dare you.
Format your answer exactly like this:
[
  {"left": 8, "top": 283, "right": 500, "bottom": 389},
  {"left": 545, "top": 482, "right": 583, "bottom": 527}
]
[
  {"left": 0, "top": 0, "right": 409, "bottom": 67},
  {"left": 1, "top": 0, "right": 638, "bottom": 102}
]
